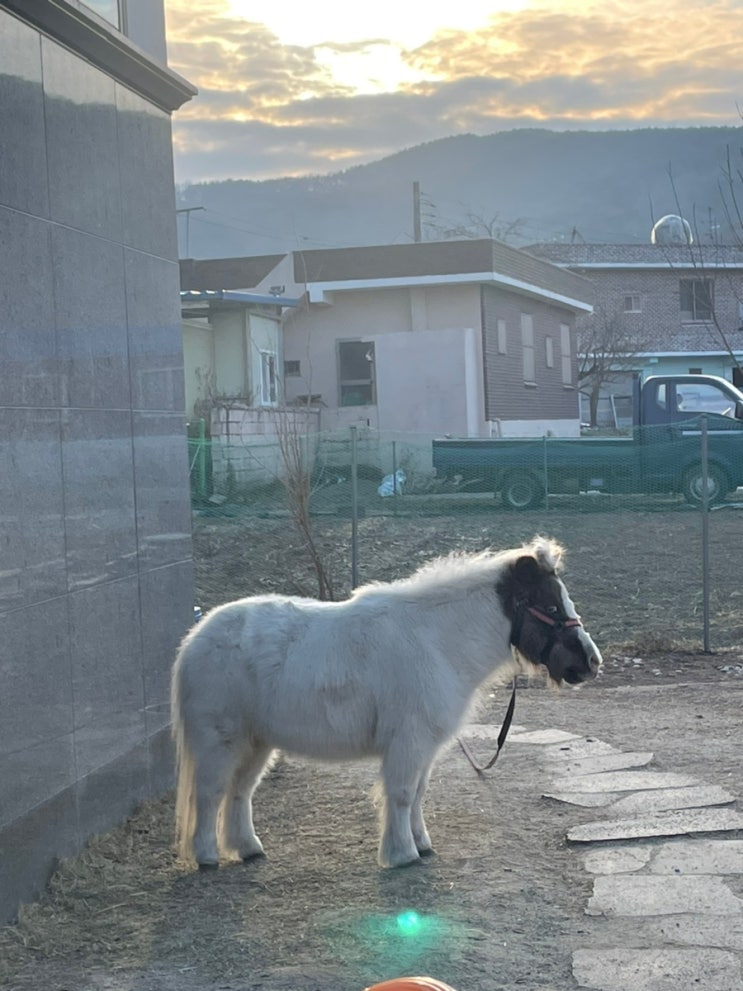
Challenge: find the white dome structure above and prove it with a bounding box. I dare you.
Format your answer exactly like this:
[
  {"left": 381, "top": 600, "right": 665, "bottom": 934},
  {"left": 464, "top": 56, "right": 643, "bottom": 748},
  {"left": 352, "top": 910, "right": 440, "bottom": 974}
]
[{"left": 651, "top": 214, "right": 693, "bottom": 245}]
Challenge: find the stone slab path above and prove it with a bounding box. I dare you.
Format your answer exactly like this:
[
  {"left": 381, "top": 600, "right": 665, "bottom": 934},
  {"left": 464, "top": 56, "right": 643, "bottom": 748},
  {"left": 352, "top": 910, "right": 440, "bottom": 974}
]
[{"left": 459, "top": 723, "right": 743, "bottom": 990}]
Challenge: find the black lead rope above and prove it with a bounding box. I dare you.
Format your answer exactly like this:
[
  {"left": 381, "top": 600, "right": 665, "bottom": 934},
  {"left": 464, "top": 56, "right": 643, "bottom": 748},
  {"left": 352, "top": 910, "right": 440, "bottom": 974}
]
[{"left": 457, "top": 680, "right": 517, "bottom": 775}]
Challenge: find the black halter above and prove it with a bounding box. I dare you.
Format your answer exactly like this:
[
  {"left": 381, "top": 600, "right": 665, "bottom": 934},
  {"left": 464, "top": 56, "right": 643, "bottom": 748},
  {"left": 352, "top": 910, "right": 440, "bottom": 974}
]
[
  {"left": 510, "top": 601, "right": 582, "bottom": 666},
  {"left": 457, "top": 601, "right": 583, "bottom": 775}
]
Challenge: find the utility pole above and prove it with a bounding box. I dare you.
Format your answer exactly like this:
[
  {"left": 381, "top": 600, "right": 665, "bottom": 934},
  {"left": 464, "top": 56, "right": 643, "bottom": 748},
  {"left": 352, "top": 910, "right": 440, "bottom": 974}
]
[
  {"left": 413, "top": 181, "right": 422, "bottom": 243},
  {"left": 176, "top": 206, "right": 205, "bottom": 256}
]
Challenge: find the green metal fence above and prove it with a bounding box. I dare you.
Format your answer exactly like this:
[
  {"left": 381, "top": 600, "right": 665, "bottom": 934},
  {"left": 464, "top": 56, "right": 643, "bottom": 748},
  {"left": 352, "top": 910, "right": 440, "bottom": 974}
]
[{"left": 190, "top": 421, "right": 743, "bottom": 655}]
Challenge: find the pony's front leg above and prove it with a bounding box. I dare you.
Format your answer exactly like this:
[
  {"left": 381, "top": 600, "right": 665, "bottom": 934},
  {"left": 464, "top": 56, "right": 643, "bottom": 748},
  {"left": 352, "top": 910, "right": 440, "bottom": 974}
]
[
  {"left": 411, "top": 764, "right": 433, "bottom": 855},
  {"left": 379, "top": 742, "right": 433, "bottom": 868}
]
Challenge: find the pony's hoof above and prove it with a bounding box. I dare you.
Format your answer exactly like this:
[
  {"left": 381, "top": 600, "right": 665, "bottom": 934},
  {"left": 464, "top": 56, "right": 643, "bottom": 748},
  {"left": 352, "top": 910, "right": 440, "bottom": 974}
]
[
  {"left": 418, "top": 846, "right": 435, "bottom": 857},
  {"left": 242, "top": 851, "right": 266, "bottom": 863},
  {"left": 396, "top": 856, "right": 424, "bottom": 869},
  {"left": 197, "top": 861, "right": 219, "bottom": 871},
  {"left": 382, "top": 854, "right": 423, "bottom": 869}
]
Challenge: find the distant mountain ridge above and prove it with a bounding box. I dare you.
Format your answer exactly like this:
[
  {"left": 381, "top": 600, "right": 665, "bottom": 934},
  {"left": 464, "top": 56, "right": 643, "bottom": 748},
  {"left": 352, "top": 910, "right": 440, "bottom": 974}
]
[{"left": 176, "top": 126, "right": 743, "bottom": 260}]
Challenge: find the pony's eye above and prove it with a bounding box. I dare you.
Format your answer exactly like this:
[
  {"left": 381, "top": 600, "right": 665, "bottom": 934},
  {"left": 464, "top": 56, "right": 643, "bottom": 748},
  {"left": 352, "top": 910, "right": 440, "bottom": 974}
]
[{"left": 547, "top": 605, "right": 558, "bottom": 614}]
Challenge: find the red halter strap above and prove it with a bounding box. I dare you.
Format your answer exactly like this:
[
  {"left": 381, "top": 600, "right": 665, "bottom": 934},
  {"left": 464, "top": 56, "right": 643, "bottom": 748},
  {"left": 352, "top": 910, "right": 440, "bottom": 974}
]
[{"left": 526, "top": 606, "right": 582, "bottom": 629}]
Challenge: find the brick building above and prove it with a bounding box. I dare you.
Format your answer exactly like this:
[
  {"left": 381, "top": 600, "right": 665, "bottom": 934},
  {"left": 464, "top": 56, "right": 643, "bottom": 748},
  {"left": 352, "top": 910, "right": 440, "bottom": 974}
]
[{"left": 529, "top": 241, "right": 743, "bottom": 421}]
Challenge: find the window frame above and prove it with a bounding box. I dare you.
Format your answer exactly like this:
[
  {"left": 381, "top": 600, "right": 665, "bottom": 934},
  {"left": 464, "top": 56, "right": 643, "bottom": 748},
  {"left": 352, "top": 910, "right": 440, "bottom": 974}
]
[
  {"left": 337, "top": 339, "right": 376, "bottom": 407},
  {"left": 560, "top": 323, "right": 573, "bottom": 387},
  {"left": 259, "top": 350, "right": 278, "bottom": 406},
  {"left": 679, "top": 278, "right": 714, "bottom": 322},
  {"left": 81, "top": 0, "right": 123, "bottom": 29},
  {"left": 520, "top": 314, "right": 535, "bottom": 385},
  {"left": 496, "top": 317, "right": 508, "bottom": 355},
  {"left": 623, "top": 293, "right": 642, "bottom": 313}
]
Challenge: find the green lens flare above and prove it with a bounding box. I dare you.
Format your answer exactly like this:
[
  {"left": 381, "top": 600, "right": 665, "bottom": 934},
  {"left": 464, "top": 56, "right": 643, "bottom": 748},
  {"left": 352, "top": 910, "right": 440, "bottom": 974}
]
[{"left": 396, "top": 910, "right": 423, "bottom": 936}]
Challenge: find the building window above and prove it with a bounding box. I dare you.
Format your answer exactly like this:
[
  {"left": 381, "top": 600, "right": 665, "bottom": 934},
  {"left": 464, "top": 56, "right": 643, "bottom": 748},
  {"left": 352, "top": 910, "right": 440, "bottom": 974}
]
[
  {"left": 496, "top": 318, "right": 508, "bottom": 354},
  {"left": 260, "top": 351, "right": 278, "bottom": 405},
  {"left": 521, "top": 314, "right": 535, "bottom": 384},
  {"left": 680, "top": 279, "right": 713, "bottom": 321},
  {"left": 81, "top": 0, "right": 121, "bottom": 28},
  {"left": 624, "top": 294, "right": 641, "bottom": 313},
  {"left": 284, "top": 360, "right": 301, "bottom": 377},
  {"left": 560, "top": 323, "right": 573, "bottom": 386},
  {"left": 688, "top": 367, "right": 702, "bottom": 375},
  {"left": 545, "top": 336, "right": 554, "bottom": 368},
  {"left": 338, "top": 340, "right": 376, "bottom": 406}
]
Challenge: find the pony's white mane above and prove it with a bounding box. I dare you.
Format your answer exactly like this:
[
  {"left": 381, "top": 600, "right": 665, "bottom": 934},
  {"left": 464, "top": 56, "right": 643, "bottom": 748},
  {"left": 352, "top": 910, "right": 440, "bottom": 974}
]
[{"left": 351, "top": 536, "right": 565, "bottom": 603}]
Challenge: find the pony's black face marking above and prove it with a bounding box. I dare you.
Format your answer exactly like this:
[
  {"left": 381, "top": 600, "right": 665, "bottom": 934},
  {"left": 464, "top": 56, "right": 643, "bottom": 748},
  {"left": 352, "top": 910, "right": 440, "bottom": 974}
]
[{"left": 497, "top": 552, "right": 602, "bottom": 686}]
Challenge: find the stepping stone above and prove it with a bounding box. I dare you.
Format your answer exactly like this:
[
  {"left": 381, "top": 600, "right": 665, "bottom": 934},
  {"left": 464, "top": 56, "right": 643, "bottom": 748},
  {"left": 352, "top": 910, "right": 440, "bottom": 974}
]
[
  {"left": 557, "top": 770, "right": 698, "bottom": 794},
  {"left": 573, "top": 947, "right": 742, "bottom": 991},
  {"left": 549, "top": 751, "right": 654, "bottom": 776},
  {"left": 582, "top": 847, "right": 653, "bottom": 875},
  {"left": 568, "top": 806, "right": 743, "bottom": 843},
  {"left": 610, "top": 785, "right": 735, "bottom": 816},
  {"left": 586, "top": 874, "right": 742, "bottom": 917},
  {"left": 542, "top": 738, "right": 619, "bottom": 762},
  {"left": 650, "top": 839, "right": 743, "bottom": 875},
  {"left": 637, "top": 913, "right": 743, "bottom": 951},
  {"left": 544, "top": 790, "right": 620, "bottom": 808},
  {"left": 459, "top": 723, "right": 527, "bottom": 739},
  {"left": 508, "top": 728, "right": 582, "bottom": 745}
]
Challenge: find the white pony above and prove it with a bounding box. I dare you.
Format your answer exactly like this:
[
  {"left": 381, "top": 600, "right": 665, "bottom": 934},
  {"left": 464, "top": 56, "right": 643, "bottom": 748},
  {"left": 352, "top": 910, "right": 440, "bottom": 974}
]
[{"left": 171, "top": 537, "right": 601, "bottom": 870}]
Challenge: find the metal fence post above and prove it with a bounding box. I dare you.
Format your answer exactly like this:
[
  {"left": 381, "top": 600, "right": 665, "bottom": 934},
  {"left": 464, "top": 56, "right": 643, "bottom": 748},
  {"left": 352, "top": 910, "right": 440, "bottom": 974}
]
[
  {"left": 701, "top": 414, "right": 710, "bottom": 652},
  {"left": 543, "top": 435, "right": 550, "bottom": 510},
  {"left": 350, "top": 425, "right": 359, "bottom": 589},
  {"left": 392, "top": 439, "right": 398, "bottom": 516}
]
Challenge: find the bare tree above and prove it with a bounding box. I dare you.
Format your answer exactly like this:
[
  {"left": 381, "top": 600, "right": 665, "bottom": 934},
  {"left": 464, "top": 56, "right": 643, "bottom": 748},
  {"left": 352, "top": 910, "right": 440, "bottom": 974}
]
[
  {"left": 578, "top": 307, "right": 649, "bottom": 427},
  {"left": 425, "top": 208, "right": 525, "bottom": 243},
  {"left": 274, "top": 405, "right": 335, "bottom": 601},
  {"left": 659, "top": 166, "right": 743, "bottom": 377},
  {"left": 412, "top": 186, "right": 524, "bottom": 243}
]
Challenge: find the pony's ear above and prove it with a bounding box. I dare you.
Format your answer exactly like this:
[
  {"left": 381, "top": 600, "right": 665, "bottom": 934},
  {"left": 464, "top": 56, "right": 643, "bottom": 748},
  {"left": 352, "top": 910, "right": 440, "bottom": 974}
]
[
  {"left": 511, "top": 554, "right": 541, "bottom": 588},
  {"left": 531, "top": 537, "right": 564, "bottom": 572}
]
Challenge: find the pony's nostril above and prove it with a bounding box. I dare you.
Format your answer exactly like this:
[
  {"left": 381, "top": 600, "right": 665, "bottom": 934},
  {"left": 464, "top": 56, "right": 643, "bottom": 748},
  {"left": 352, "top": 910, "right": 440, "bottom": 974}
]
[{"left": 588, "top": 655, "right": 602, "bottom": 674}]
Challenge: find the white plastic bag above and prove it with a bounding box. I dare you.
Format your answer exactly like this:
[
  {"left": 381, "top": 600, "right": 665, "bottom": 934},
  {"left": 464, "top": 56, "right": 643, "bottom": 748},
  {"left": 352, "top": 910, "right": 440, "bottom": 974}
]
[{"left": 377, "top": 469, "right": 406, "bottom": 497}]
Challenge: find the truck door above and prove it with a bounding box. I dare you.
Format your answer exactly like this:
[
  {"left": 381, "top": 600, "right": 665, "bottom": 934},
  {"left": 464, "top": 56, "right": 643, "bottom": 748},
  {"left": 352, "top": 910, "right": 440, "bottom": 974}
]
[
  {"left": 670, "top": 379, "right": 743, "bottom": 494},
  {"left": 640, "top": 380, "right": 678, "bottom": 484}
]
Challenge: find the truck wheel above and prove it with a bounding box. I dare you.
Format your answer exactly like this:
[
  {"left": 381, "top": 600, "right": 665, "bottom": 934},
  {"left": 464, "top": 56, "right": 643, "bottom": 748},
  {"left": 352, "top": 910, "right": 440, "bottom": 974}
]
[
  {"left": 500, "top": 471, "right": 544, "bottom": 510},
  {"left": 681, "top": 463, "right": 729, "bottom": 506}
]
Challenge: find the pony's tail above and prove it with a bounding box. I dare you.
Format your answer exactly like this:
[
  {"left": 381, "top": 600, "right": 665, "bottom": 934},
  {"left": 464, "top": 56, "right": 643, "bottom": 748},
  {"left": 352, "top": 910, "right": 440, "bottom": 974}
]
[{"left": 171, "top": 653, "right": 196, "bottom": 865}]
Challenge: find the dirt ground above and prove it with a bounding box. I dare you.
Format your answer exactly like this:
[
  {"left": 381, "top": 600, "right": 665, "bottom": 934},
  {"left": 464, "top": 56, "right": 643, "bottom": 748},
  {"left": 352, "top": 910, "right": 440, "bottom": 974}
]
[{"left": 2, "top": 503, "right": 742, "bottom": 991}]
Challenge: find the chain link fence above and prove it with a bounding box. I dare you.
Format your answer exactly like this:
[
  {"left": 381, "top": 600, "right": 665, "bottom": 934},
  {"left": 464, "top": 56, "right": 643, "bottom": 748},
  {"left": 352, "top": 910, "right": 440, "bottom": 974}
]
[{"left": 188, "top": 420, "right": 743, "bottom": 655}]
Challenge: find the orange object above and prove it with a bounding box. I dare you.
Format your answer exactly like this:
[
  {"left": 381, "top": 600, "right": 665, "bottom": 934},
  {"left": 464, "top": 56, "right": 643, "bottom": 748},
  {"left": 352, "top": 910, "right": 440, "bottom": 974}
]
[{"left": 364, "top": 979, "right": 458, "bottom": 991}]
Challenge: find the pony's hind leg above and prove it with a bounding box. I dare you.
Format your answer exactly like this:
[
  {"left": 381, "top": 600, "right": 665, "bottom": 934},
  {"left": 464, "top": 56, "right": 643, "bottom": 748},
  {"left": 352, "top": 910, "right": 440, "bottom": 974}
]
[
  {"left": 223, "top": 742, "right": 274, "bottom": 861},
  {"left": 410, "top": 764, "right": 433, "bottom": 855},
  {"left": 192, "top": 735, "right": 241, "bottom": 869}
]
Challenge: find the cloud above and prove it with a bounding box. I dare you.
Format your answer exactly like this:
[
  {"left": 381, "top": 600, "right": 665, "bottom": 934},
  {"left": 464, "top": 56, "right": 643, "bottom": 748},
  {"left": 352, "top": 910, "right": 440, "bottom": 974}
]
[{"left": 165, "top": 0, "right": 743, "bottom": 182}]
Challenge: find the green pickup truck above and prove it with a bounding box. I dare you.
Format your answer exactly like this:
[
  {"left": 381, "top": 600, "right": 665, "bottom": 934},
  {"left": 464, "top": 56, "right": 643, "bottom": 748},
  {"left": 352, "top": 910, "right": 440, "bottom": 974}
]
[{"left": 432, "top": 374, "right": 743, "bottom": 509}]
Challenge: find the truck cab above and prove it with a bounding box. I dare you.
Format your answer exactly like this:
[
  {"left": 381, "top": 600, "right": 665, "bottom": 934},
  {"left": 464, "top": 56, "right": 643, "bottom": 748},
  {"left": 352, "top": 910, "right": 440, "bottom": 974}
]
[
  {"left": 634, "top": 374, "right": 743, "bottom": 504},
  {"left": 638, "top": 374, "right": 743, "bottom": 428}
]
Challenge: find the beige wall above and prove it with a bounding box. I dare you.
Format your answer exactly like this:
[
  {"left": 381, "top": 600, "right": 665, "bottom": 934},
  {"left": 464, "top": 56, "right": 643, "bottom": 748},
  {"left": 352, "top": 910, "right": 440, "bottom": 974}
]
[
  {"left": 282, "top": 284, "right": 484, "bottom": 435},
  {"left": 374, "top": 327, "right": 483, "bottom": 435},
  {"left": 182, "top": 309, "right": 283, "bottom": 419},
  {"left": 183, "top": 319, "right": 213, "bottom": 420}
]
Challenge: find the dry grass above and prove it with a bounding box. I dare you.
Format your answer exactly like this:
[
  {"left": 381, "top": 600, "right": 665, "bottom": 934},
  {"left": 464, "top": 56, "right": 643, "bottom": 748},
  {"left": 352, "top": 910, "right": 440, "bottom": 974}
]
[{"left": 3, "top": 497, "right": 742, "bottom": 989}]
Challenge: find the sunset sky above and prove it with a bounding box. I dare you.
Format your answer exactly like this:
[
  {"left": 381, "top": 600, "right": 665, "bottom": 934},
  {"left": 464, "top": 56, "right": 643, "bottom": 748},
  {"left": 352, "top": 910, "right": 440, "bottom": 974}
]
[{"left": 164, "top": 0, "right": 743, "bottom": 184}]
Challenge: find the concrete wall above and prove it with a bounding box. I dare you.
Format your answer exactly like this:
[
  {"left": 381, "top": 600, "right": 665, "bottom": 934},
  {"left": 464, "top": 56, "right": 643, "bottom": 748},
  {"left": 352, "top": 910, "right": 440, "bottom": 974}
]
[
  {"left": 282, "top": 281, "right": 583, "bottom": 438},
  {"left": 282, "top": 284, "right": 485, "bottom": 434},
  {"left": 0, "top": 5, "right": 194, "bottom": 922}
]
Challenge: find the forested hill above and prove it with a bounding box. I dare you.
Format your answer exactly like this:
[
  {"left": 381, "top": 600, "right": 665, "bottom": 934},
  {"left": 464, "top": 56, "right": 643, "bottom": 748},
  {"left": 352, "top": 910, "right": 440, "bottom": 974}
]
[{"left": 176, "top": 126, "right": 743, "bottom": 259}]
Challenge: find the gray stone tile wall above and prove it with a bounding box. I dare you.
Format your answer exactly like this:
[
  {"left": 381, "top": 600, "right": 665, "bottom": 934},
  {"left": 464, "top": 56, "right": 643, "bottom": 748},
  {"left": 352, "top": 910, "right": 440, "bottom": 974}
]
[{"left": 0, "top": 8, "right": 194, "bottom": 922}]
